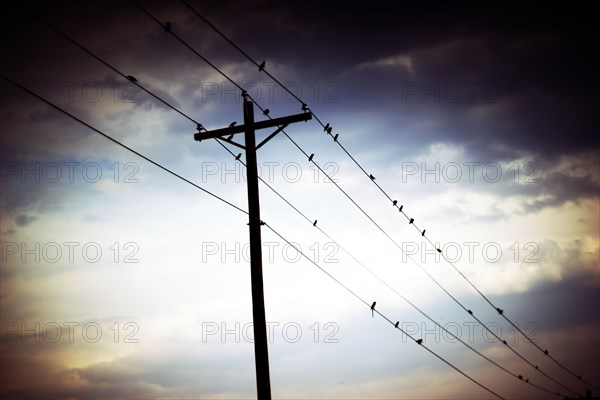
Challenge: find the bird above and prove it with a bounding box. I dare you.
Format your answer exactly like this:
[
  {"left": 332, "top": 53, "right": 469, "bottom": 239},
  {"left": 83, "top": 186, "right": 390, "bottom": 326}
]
[
  {"left": 370, "top": 301, "right": 376, "bottom": 317},
  {"left": 399, "top": 205, "right": 403, "bottom": 212},
  {"left": 164, "top": 22, "right": 172, "bottom": 32},
  {"left": 421, "top": 229, "right": 426, "bottom": 236},
  {"left": 308, "top": 153, "right": 314, "bottom": 162},
  {"left": 229, "top": 121, "right": 237, "bottom": 128},
  {"left": 535, "top": 365, "right": 539, "bottom": 369},
  {"left": 496, "top": 307, "right": 504, "bottom": 315},
  {"left": 544, "top": 350, "right": 549, "bottom": 355},
  {"left": 313, "top": 220, "right": 317, "bottom": 226},
  {"left": 263, "top": 108, "right": 270, "bottom": 116},
  {"left": 333, "top": 133, "right": 339, "bottom": 141},
  {"left": 409, "top": 218, "right": 414, "bottom": 224},
  {"left": 502, "top": 340, "right": 507, "bottom": 345},
  {"left": 369, "top": 174, "right": 376, "bottom": 180},
  {"left": 416, "top": 339, "right": 423, "bottom": 345},
  {"left": 437, "top": 248, "right": 442, "bottom": 253},
  {"left": 258, "top": 60, "right": 266, "bottom": 71},
  {"left": 326, "top": 126, "right": 332, "bottom": 134},
  {"left": 392, "top": 200, "right": 397, "bottom": 206},
  {"left": 324, "top": 123, "right": 330, "bottom": 132},
  {"left": 235, "top": 153, "right": 241, "bottom": 160},
  {"left": 525, "top": 379, "right": 529, "bottom": 383},
  {"left": 518, "top": 375, "right": 523, "bottom": 380},
  {"left": 394, "top": 321, "right": 399, "bottom": 328},
  {"left": 301, "top": 103, "right": 309, "bottom": 112},
  {"left": 467, "top": 309, "right": 473, "bottom": 315},
  {"left": 127, "top": 75, "right": 137, "bottom": 83}
]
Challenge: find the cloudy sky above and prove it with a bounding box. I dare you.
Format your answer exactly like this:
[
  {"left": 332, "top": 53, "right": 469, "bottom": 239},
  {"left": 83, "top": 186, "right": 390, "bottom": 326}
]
[{"left": 1, "top": 1, "right": 598, "bottom": 399}]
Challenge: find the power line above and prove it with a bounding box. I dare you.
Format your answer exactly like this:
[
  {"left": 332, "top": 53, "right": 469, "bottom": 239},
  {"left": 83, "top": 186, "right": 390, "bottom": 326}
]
[
  {"left": 130, "top": 3, "right": 584, "bottom": 396},
  {"left": 3, "top": 71, "right": 505, "bottom": 400},
  {"left": 264, "top": 223, "right": 506, "bottom": 400},
  {"left": 0, "top": 72, "right": 247, "bottom": 216},
  {"left": 24, "top": 12, "right": 564, "bottom": 396},
  {"left": 181, "top": 1, "right": 598, "bottom": 393}
]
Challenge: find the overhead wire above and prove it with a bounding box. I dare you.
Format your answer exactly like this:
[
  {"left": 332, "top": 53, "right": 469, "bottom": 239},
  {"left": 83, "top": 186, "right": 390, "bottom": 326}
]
[
  {"left": 2, "top": 71, "right": 505, "bottom": 400},
  {"left": 179, "top": 0, "right": 598, "bottom": 393}
]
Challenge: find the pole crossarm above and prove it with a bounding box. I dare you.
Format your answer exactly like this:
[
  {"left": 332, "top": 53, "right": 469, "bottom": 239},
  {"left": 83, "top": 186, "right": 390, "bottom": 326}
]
[{"left": 194, "top": 111, "right": 312, "bottom": 142}]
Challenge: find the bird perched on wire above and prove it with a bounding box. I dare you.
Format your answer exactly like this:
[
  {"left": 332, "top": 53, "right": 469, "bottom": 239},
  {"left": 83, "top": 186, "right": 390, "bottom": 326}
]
[
  {"left": 235, "top": 153, "right": 241, "bottom": 160},
  {"left": 258, "top": 60, "right": 266, "bottom": 71},
  {"left": 229, "top": 121, "right": 237, "bottom": 128},
  {"left": 421, "top": 229, "right": 426, "bottom": 236},
  {"left": 394, "top": 321, "right": 399, "bottom": 328},
  {"left": 324, "top": 123, "right": 330, "bottom": 132},
  {"left": 164, "top": 22, "right": 172, "bottom": 32},
  {"left": 313, "top": 220, "right": 317, "bottom": 227},
  {"left": 409, "top": 218, "right": 414, "bottom": 224},
  {"left": 308, "top": 154, "right": 314, "bottom": 162},
  {"left": 127, "top": 75, "right": 138, "bottom": 83},
  {"left": 333, "top": 133, "right": 339, "bottom": 142},
  {"left": 263, "top": 108, "right": 270, "bottom": 116},
  {"left": 371, "top": 301, "right": 376, "bottom": 317},
  {"left": 392, "top": 200, "right": 397, "bottom": 206},
  {"left": 416, "top": 339, "right": 423, "bottom": 345},
  {"left": 369, "top": 174, "right": 376, "bottom": 180}
]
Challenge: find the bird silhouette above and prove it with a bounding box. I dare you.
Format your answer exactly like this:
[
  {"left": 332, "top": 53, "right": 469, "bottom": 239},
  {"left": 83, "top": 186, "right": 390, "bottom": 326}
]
[
  {"left": 399, "top": 205, "right": 403, "bottom": 212},
  {"left": 263, "top": 108, "right": 270, "bottom": 116},
  {"left": 496, "top": 307, "right": 504, "bottom": 315},
  {"left": 333, "top": 133, "right": 339, "bottom": 141},
  {"left": 229, "top": 121, "right": 237, "bottom": 128},
  {"left": 392, "top": 200, "right": 397, "bottom": 206},
  {"left": 235, "top": 153, "right": 241, "bottom": 160},
  {"left": 127, "top": 75, "right": 138, "bottom": 83},
  {"left": 308, "top": 153, "right": 314, "bottom": 162},
  {"left": 467, "top": 309, "right": 473, "bottom": 315},
  {"left": 518, "top": 375, "right": 523, "bottom": 380},
  {"left": 437, "top": 248, "right": 442, "bottom": 253},
  {"left": 502, "top": 340, "right": 507, "bottom": 345},
  {"left": 394, "top": 321, "right": 399, "bottom": 328},
  {"left": 369, "top": 174, "right": 376, "bottom": 180},
  {"left": 535, "top": 365, "right": 539, "bottom": 369},
  {"left": 370, "top": 301, "right": 376, "bottom": 317},
  {"left": 544, "top": 350, "right": 549, "bottom": 355},
  {"left": 313, "top": 220, "right": 317, "bottom": 226},
  {"left": 525, "top": 379, "right": 529, "bottom": 383},
  {"left": 258, "top": 60, "right": 266, "bottom": 71},
  {"left": 416, "top": 339, "right": 423, "bottom": 345},
  {"left": 409, "top": 218, "right": 414, "bottom": 224},
  {"left": 164, "top": 22, "right": 172, "bottom": 32},
  {"left": 422, "top": 229, "right": 426, "bottom": 236},
  {"left": 324, "top": 123, "right": 330, "bottom": 132}
]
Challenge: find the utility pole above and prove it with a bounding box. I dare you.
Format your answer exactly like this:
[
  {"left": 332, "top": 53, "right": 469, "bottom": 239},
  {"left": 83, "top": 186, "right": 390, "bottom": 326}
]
[{"left": 194, "top": 94, "right": 312, "bottom": 399}]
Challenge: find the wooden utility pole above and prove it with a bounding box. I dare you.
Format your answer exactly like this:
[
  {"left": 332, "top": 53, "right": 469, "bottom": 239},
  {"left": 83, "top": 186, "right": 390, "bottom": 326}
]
[{"left": 194, "top": 94, "right": 312, "bottom": 399}]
